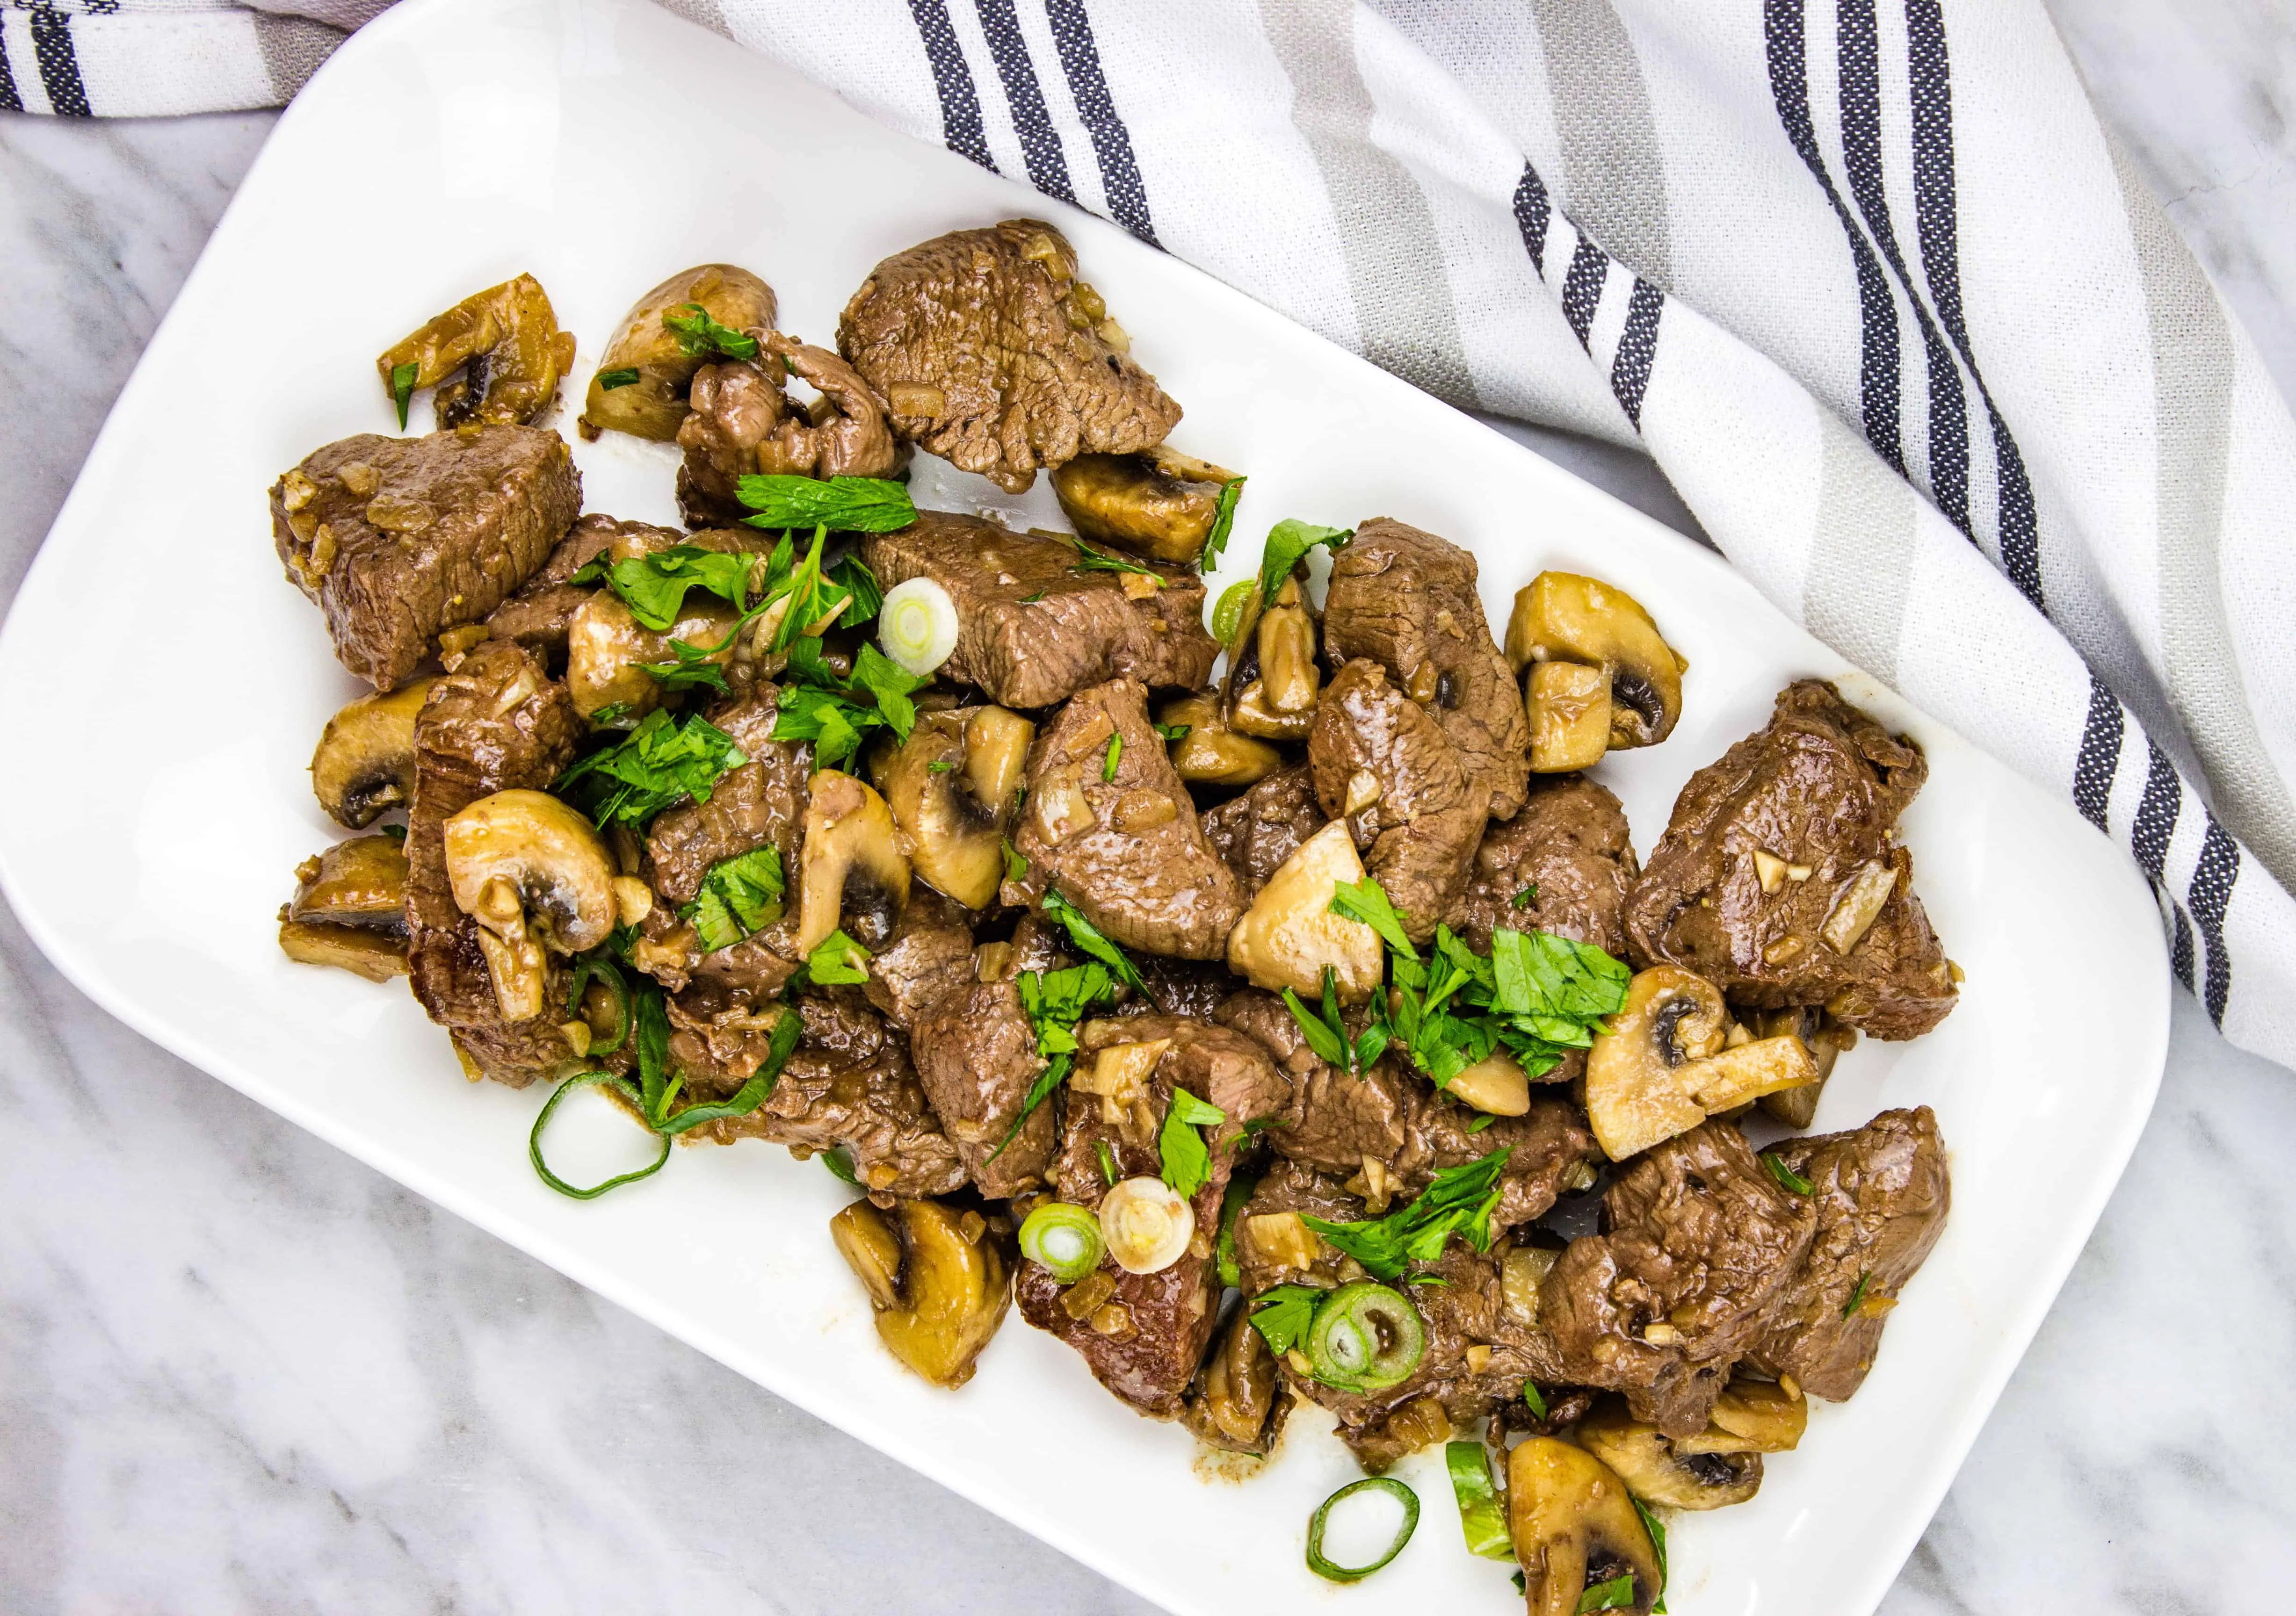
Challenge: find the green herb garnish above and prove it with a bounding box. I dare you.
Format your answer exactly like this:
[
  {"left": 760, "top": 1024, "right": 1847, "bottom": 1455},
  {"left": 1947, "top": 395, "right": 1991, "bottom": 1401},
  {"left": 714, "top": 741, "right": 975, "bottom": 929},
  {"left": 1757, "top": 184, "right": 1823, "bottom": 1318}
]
[
  {"left": 1523, "top": 1380, "right": 1548, "bottom": 1420},
  {"left": 1068, "top": 538, "right": 1160, "bottom": 579},
  {"left": 1761, "top": 1151, "right": 1815, "bottom": 1196},
  {"left": 1039, "top": 888, "right": 1151, "bottom": 1000},
  {"left": 390, "top": 361, "right": 418, "bottom": 430},
  {"left": 573, "top": 544, "right": 762, "bottom": 632},
  {"left": 1216, "top": 1169, "right": 1260, "bottom": 1288},
  {"left": 1210, "top": 578, "right": 1255, "bottom": 646},
  {"left": 554, "top": 709, "right": 747, "bottom": 831},
  {"left": 1247, "top": 1284, "right": 1325, "bottom": 1356},
  {"left": 1097, "top": 1138, "right": 1121, "bottom": 1188},
  {"left": 1102, "top": 732, "right": 1123, "bottom": 782},
  {"left": 1001, "top": 837, "right": 1028, "bottom": 883},
  {"left": 1445, "top": 1442, "right": 1514, "bottom": 1559},
  {"left": 735, "top": 473, "right": 916, "bottom": 533},
  {"left": 1158, "top": 1087, "right": 1226, "bottom": 1198},
  {"left": 1282, "top": 965, "right": 1389, "bottom": 1078},
  {"left": 989, "top": 962, "right": 1123, "bottom": 1160},
  {"left": 1578, "top": 1574, "right": 1638, "bottom": 1613},
  {"left": 595, "top": 367, "right": 641, "bottom": 391},
  {"left": 1301, "top": 1148, "right": 1510, "bottom": 1280},
  {"left": 1258, "top": 518, "right": 1352, "bottom": 604},
  {"left": 663, "top": 303, "right": 759, "bottom": 360},
  {"left": 771, "top": 637, "right": 929, "bottom": 769},
  {"left": 829, "top": 554, "right": 884, "bottom": 624},
  {"left": 564, "top": 952, "right": 631, "bottom": 1055},
  {"left": 1201, "top": 476, "right": 1244, "bottom": 567},
  {"left": 682, "top": 845, "right": 785, "bottom": 952},
  {"left": 1466, "top": 1113, "right": 1497, "bottom": 1133},
  {"left": 1154, "top": 721, "right": 1191, "bottom": 744},
  {"left": 1512, "top": 884, "right": 1539, "bottom": 909},
  {"left": 1842, "top": 1269, "right": 1874, "bottom": 1319},
  {"left": 1331, "top": 877, "right": 1419, "bottom": 960},
  {"left": 822, "top": 1147, "right": 861, "bottom": 1185},
  {"left": 804, "top": 929, "right": 873, "bottom": 986},
  {"left": 1630, "top": 1495, "right": 1669, "bottom": 1613}
]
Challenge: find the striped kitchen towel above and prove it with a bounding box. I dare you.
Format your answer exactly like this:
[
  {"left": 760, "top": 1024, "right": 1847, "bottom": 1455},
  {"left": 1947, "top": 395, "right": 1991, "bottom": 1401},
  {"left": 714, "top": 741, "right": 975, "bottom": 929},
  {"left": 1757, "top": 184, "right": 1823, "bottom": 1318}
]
[{"left": 13, "top": 0, "right": 2296, "bottom": 1074}]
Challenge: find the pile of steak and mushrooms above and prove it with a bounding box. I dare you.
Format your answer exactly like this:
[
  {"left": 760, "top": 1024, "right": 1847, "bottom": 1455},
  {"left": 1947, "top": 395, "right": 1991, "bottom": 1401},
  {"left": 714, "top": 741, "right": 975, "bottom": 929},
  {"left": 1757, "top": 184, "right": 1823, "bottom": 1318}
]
[{"left": 270, "top": 219, "right": 1957, "bottom": 1610}]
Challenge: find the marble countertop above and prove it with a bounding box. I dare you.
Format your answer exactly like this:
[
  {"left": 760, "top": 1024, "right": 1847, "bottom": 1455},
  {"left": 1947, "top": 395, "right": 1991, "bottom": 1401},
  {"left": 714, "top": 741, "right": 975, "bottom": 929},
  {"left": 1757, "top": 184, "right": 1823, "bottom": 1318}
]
[{"left": 3, "top": 3, "right": 2293, "bottom": 1609}]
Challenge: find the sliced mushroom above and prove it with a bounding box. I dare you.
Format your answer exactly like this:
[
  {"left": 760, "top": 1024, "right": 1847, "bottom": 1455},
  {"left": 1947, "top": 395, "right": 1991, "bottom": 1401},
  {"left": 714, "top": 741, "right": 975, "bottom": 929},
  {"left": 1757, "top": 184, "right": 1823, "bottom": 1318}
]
[
  {"left": 565, "top": 592, "right": 741, "bottom": 720},
  {"left": 1675, "top": 1032, "right": 1818, "bottom": 1112},
  {"left": 1508, "top": 1435, "right": 1664, "bottom": 1616},
  {"left": 1576, "top": 1401, "right": 1763, "bottom": 1510},
  {"left": 1050, "top": 447, "right": 1239, "bottom": 564},
  {"left": 277, "top": 918, "right": 407, "bottom": 981},
  {"left": 442, "top": 790, "right": 617, "bottom": 1022},
  {"left": 794, "top": 771, "right": 912, "bottom": 956},
  {"left": 878, "top": 707, "right": 1033, "bottom": 909},
  {"left": 829, "top": 1198, "right": 1011, "bottom": 1388},
  {"left": 1182, "top": 1300, "right": 1285, "bottom": 1454},
  {"left": 1585, "top": 966, "right": 1726, "bottom": 1159},
  {"left": 1676, "top": 1377, "right": 1806, "bottom": 1456},
  {"left": 1159, "top": 695, "right": 1282, "bottom": 788},
  {"left": 1750, "top": 1006, "right": 1854, "bottom": 1128},
  {"left": 579, "top": 264, "right": 777, "bottom": 441},
  {"left": 311, "top": 678, "right": 435, "bottom": 828},
  {"left": 288, "top": 834, "right": 408, "bottom": 929},
  {"left": 1527, "top": 661, "right": 1611, "bottom": 773},
  {"left": 1255, "top": 576, "right": 1320, "bottom": 715},
  {"left": 1224, "top": 820, "right": 1383, "bottom": 1002},
  {"left": 1447, "top": 1050, "right": 1531, "bottom": 1116},
  {"left": 376, "top": 273, "right": 576, "bottom": 429},
  {"left": 1505, "top": 571, "right": 1686, "bottom": 749}
]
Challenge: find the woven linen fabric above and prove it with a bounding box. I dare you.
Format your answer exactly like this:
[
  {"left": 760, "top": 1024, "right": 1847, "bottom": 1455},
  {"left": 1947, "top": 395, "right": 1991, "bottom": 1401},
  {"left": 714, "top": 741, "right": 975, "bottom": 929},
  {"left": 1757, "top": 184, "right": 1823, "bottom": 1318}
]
[{"left": 13, "top": 0, "right": 2296, "bottom": 1072}]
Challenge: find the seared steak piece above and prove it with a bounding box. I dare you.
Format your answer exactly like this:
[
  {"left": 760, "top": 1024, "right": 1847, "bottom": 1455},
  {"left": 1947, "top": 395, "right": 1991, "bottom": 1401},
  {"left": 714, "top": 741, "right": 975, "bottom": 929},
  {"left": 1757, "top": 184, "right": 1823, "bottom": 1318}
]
[
  {"left": 1309, "top": 659, "right": 1487, "bottom": 944},
  {"left": 1216, "top": 990, "right": 1596, "bottom": 1233},
  {"left": 1202, "top": 764, "right": 1326, "bottom": 893},
  {"left": 1746, "top": 1106, "right": 1949, "bottom": 1400},
  {"left": 864, "top": 888, "right": 978, "bottom": 1030},
  {"left": 483, "top": 513, "right": 681, "bottom": 668},
  {"left": 862, "top": 512, "right": 1216, "bottom": 709},
  {"left": 1011, "top": 678, "right": 1245, "bottom": 959},
  {"left": 1233, "top": 1163, "right": 1548, "bottom": 1469},
  {"left": 271, "top": 426, "right": 581, "bottom": 692},
  {"left": 643, "top": 687, "right": 811, "bottom": 908},
  {"left": 1130, "top": 956, "right": 1236, "bottom": 1023},
  {"left": 910, "top": 965, "right": 1064, "bottom": 1201},
  {"left": 1538, "top": 1121, "right": 1817, "bottom": 1436},
  {"left": 1449, "top": 773, "right": 1637, "bottom": 957},
  {"left": 838, "top": 218, "right": 1182, "bottom": 493},
  {"left": 1016, "top": 1017, "right": 1288, "bottom": 1416},
  {"left": 1323, "top": 518, "right": 1531, "bottom": 819},
  {"left": 1626, "top": 681, "right": 1956, "bottom": 1039},
  {"left": 680, "top": 996, "right": 965, "bottom": 1198},
  {"left": 675, "top": 335, "right": 902, "bottom": 526},
  {"left": 403, "top": 641, "right": 585, "bottom": 1086}
]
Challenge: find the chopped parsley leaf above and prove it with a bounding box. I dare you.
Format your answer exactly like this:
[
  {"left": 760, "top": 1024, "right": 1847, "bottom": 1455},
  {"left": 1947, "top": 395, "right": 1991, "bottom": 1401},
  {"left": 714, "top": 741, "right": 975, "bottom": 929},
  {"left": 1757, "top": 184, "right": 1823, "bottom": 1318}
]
[
  {"left": 735, "top": 473, "right": 915, "bottom": 533},
  {"left": 1760, "top": 1152, "right": 1815, "bottom": 1196},
  {"left": 1246, "top": 1284, "right": 1325, "bottom": 1357},
  {"left": 804, "top": 929, "right": 873, "bottom": 986},
  {"left": 595, "top": 367, "right": 642, "bottom": 391},
  {"left": 663, "top": 303, "right": 759, "bottom": 360},
  {"left": 1258, "top": 518, "right": 1352, "bottom": 604},
  {"left": 554, "top": 709, "right": 747, "bottom": 831},
  {"left": 1102, "top": 731, "right": 1123, "bottom": 782},
  {"left": 681, "top": 845, "right": 785, "bottom": 953},
  {"left": 1158, "top": 1087, "right": 1226, "bottom": 1198}
]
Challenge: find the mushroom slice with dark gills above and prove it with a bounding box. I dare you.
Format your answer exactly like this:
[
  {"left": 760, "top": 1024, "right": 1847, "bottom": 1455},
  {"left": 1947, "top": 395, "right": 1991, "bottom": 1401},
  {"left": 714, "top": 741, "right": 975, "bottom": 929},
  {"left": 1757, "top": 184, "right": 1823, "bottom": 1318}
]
[
  {"left": 1625, "top": 679, "right": 1956, "bottom": 1039},
  {"left": 1508, "top": 1436, "right": 1665, "bottom": 1616},
  {"left": 579, "top": 263, "right": 778, "bottom": 442},
  {"left": 830, "top": 1197, "right": 1012, "bottom": 1388},
  {"left": 1505, "top": 570, "right": 1688, "bottom": 753},
  {"left": 1181, "top": 1299, "right": 1292, "bottom": 1455},
  {"left": 1009, "top": 678, "right": 1245, "bottom": 960},
  {"left": 837, "top": 218, "right": 1182, "bottom": 493},
  {"left": 442, "top": 789, "right": 630, "bottom": 1023},
  {"left": 1307, "top": 659, "right": 1487, "bottom": 946},
  {"left": 674, "top": 333, "right": 905, "bottom": 527},
  {"left": 1574, "top": 1399, "right": 1764, "bottom": 1509},
  {"left": 376, "top": 272, "right": 577, "bottom": 430},
  {"left": 1223, "top": 576, "right": 1321, "bottom": 743},
  {"left": 876, "top": 705, "right": 1033, "bottom": 909},
  {"left": 309, "top": 678, "right": 435, "bottom": 829},
  {"left": 1051, "top": 447, "right": 1239, "bottom": 564},
  {"left": 791, "top": 769, "right": 912, "bottom": 959},
  {"left": 1324, "top": 518, "right": 1530, "bottom": 819},
  {"left": 278, "top": 833, "right": 411, "bottom": 981},
  {"left": 1585, "top": 965, "right": 1820, "bottom": 1160},
  {"left": 1014, "top": 1017, "right": 1288, "bottom": 1418},
  {"left": 1539, "top": 1120, "right": 1818, "bottom": 1437}
]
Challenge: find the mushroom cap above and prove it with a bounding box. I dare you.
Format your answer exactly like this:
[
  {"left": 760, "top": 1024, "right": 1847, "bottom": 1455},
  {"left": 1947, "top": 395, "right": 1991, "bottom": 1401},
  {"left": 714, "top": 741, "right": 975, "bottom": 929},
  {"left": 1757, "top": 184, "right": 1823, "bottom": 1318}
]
[
  {"left": 582, "top": 263, "right": 777, "bottom": 441},
  {"left": 878, "top": 707, "right": 1031, "bottom": 909},
  {"left": 830, "top": 1198, "right": 1010, "bottom": 1388},
  {"left": 310, "top": 678, "right": 435, "bottom": 828},
  {"left": 1577, "top": 1401, "right": 1764, "bottom": 1510},
  {"left": 1050, "top": 450, "right": 1232, "bottom": 565},
  {"left": 795, "top": 769, "right": 913, "bottom": 956},
  {"left": 1506, "top": 571, "right": 1686, "bottom": 750},
  {"left": 1507, "top": 1435, "right": 1664, "bottom": 1616},
  {"left": 1586, "top": 965, "right": 1729, "bottom": 1160},
  {"left": 442, "top": 789, "right": 618, "bottom": 954}
]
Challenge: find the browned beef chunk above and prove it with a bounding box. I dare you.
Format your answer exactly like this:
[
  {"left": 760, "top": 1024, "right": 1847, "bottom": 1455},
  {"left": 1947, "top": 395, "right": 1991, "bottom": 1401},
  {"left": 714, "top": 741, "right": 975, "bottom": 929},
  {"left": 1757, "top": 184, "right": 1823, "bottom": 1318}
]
[
  {"left": 864, "top": 887, "right": 978, "bottom": 1031},
  {"left": 1130, "top": 956, "right": 1236, "bottom": 1023},
  {"left": 1323, "top": 518, "right": 1530, "bottom": 820},
  {"left": 1309, "top": 659, "right": 1487, "bottom": 944},
  {"left": 837, "top": 218, "right": 1181, "bottom": 493},
  {"left": 675, "top": 335, "right": 903, "bottom": 526},
  {"left": 1449, "top": 773, "right": 1637, "bottom": 957},
  {"left": 1201, "top": 764, "right": 1326, "bottom": 893},
  {"left": 271, "top": 426, "right": 581, "bottom": 692},
  {"left": 1626, "top": 681, "right": 1956, "bottom": 1039},
  {"left": 1231, "top": 1163, "right": 1547, "bottom": 1470},
  {"left": 403, "top": 642, "right": 584, "bottom": 1086},
  {"left": 1215, "top": 990, "right": 1596, "bottom": 1233},
  {"left": 1539, "top": 1122, "right": 1817, "bottom": 1436},
  {"left": 643, "top": 686, "right": 811, "bottom": 907},
  {"left": 1015, "top": 1017, "right": 1288, "bottom": 1417},
  {"left": 484, "top": 513, "right": 681, "bottom": 668},
  {"left": 1746, "top": 1106, "right": 1949, "bottom": 1400},
  {"left": 678, "top": 996, "right": 965, "bottom": 1198},
  {"left": 862, "top": 513, "right": 1215, "bottom": 709},
  {"left": 1010, "top": 678, "right": 1244, "bottom": 959}
]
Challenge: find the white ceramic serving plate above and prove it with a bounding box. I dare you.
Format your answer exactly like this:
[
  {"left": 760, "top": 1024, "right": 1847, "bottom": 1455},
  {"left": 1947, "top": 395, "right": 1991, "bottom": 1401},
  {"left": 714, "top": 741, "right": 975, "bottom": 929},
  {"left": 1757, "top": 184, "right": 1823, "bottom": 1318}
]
[{"left": 0, "top": 0, "right": 2169, "bottom": 1609}]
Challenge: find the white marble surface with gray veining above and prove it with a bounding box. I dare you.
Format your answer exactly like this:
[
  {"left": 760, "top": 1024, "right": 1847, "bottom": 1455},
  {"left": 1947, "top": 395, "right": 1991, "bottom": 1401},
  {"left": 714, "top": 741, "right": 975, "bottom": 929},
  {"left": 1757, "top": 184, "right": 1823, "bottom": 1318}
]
[{"left": 2, "top": 3, "right": 2294, "bottom": 1607}]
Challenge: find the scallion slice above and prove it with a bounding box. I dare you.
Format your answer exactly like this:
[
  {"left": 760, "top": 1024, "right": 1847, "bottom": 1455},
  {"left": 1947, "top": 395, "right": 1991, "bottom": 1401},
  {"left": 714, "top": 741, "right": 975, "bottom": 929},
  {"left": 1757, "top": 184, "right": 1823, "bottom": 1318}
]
[
  {"left": 1019, "top": 1202, "right": 1105, "bottom": 1284},
  {"left": 878, "top": 576, "right": 959, "bottom": 676},
  {"left": 1304, "top": 1281, "right": 1426, "bottom": 1392},
  {"left": 1305, "top": 1476, "right": 1419, "bottom": 1583},
  {"left": 529, "top": 1072, "right": 670, "bottom": 1200},
  {"left": 1444, "top": 1442, "right": 1515, "bottom": 1559}
]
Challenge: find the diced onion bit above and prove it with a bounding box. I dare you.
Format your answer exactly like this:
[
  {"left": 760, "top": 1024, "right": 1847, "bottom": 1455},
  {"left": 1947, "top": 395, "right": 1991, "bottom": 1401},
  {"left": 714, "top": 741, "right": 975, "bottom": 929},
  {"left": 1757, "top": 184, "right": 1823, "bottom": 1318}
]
[
  {"left": 1304, "top": 1281, "right": 1427, "bottom": 1392},
  {"left": 1098, "top": 1176, "right": 1195, "bottom": 1274},
  {"left": 878, "top": 576, "right": 960, "bottom": 677},
  {"left": 1305, "top": 1476, "right": 1420, "bottom": 1583},
  {"left": 1019, "top": 1202, "right": 1106, "bottom": 1284}
]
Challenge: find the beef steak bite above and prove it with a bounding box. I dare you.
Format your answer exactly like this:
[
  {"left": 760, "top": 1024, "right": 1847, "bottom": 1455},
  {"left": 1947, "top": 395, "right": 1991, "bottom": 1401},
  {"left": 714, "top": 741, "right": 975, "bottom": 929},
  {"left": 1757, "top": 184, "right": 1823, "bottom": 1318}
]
[
  {"left": 1216, "top": 990, "right": 1597, "bottom": 1234},
  {"left": 1201, "top": 764, "right": 1327, "bottom": 894},
  {"left": 1309, "top": 658, "right": 1488, "bottom": 944},
  {"left": 679, "top": 996, "right": 966, "bottom": 1199},
  {"left": 862, "top": 887, "right": 978, "bottom": 1031},
  {"left": 837, "top": 218, "right": 1182, "bottom": 493},
  {"left": 484, "top": 512, "right": 681, "bottom": 670},
  {"left": 1015, "top": 1017, "right": 1288, "bottom": 1417},
  {"left": 271, "top": 426, "right": 581, "bottom": 692},
  {"left": 1011, "top": 678, "right": 1245, "bottom": 960},
  {"left": 1538, "top": 1121, "right": 1818, "bottom": 1437},
  {"left": 1323, "top": 518, "right": 1531, "bottom": 820},
  {"left": 403, "top": 641, "right": 586, "bottom": 1086},
  {"left": 1746, "top": 1106, "right": 1949, "bottom": 1400},
  {"left": 1625, "top": 680, "right": 1956, "bottom": 1039},
  {"left": 675, "top": 333, "right": 903, "bottom": 527},
  {"left": 862, "top": 512, "right": 1215, "bottom": 709}
]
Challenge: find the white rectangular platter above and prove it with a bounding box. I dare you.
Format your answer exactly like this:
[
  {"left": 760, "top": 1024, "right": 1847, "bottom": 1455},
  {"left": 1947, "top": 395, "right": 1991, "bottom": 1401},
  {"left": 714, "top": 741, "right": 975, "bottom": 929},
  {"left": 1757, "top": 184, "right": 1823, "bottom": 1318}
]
[{"left": 0, "top": 0, "right": 2169, "bottom": 1610}]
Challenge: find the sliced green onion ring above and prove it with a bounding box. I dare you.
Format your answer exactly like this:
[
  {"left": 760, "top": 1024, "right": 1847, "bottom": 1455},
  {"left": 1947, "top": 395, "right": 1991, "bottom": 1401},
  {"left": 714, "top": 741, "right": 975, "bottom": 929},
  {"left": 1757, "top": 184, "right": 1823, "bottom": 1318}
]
[
  {"left": 1019, "top": 1202, "right": 1105, "bottom": 1284},
  {"left": 1306, "top": 1476, "right": 1420, "bottom": 1583},
  {"left": 878, "top": 576, "right": 959, "bottom": 676},
  {"left": 529, "top": 1072, "right": 671, "bottom": 1200},
  {"left": 1445, "top": 1441, "right": 1515, "bottom": 1559},
  {"left": 1305, "top": 1281, "right": 1427, "bottom": 1392}
]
